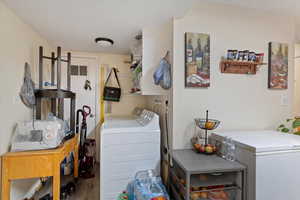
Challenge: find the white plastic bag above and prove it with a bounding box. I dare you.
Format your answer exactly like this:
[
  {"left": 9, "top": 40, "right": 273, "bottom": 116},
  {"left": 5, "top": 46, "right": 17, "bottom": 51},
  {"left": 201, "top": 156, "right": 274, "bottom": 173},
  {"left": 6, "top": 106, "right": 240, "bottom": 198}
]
[
  {"left": 11, "top": 118, "right": 65, "bottom": 152},
  {"left": 19, "top": 63, "right": 36, "bottom": 108}
]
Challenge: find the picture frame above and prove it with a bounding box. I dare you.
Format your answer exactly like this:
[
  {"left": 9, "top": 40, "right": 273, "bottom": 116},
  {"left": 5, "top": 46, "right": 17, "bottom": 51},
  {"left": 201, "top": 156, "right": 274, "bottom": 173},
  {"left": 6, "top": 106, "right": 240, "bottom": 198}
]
[
  {"left": 185, "top": 32, "right": 210, "bottom": 88},
  {"left": 268, "top": 42, "right": 288, "bottom": 89}
]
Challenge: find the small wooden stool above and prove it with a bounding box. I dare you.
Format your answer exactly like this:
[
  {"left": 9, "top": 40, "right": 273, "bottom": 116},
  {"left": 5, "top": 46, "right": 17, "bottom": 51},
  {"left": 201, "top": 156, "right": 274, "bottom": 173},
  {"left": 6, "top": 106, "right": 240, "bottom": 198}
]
[{"left": 1, "top": 134, "right": 79, "bottom": 200}]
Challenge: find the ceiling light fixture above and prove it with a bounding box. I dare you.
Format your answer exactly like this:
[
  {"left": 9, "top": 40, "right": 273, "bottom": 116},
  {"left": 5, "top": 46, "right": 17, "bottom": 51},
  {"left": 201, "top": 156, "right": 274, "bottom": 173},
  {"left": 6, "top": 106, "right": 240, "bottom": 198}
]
[{"left": 95, "top": 37, "right": 114, "bottom": 47}]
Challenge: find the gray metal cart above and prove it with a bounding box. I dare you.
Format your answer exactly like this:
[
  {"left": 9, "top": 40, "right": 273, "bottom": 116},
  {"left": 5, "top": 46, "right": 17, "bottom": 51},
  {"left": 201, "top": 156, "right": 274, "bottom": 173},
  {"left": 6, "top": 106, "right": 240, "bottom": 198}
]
[{"left": 170, "top": 149, "right": 246, "bottom": 200}]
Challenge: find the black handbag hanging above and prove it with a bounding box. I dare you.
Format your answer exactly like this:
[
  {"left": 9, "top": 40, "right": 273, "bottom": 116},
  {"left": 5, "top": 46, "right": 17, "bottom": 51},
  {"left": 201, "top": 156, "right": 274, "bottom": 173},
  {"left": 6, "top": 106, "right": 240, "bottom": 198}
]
[{"left": 103, "top": 68, "right": 121, "bottom": 102}]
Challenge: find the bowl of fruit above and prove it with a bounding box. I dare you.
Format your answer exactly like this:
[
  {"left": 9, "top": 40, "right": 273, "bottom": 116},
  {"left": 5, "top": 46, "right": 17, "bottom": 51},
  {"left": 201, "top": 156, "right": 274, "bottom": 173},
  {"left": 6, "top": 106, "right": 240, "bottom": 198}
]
[
  {"left": 193, "top": 143, "right": 217, "bottom": 155},
  {"left": 191, "top": 137, "right": 217, "bottom": 155},
  {"left": 194, "top": 118, "right": 220, "bottom": 130}
]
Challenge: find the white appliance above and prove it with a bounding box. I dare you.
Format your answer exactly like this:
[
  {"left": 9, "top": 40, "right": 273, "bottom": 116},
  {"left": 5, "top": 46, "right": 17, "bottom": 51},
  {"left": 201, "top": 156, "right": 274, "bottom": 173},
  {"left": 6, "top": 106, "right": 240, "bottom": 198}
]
[
  {"left": 11, "top": 120, "right": 65, "bottom": 152},
  {"left": 100, "top": 109, "right": 161, "bottom": 200},
  {"left": 212, "top": 130, "right": 300, "bottom": 200}
]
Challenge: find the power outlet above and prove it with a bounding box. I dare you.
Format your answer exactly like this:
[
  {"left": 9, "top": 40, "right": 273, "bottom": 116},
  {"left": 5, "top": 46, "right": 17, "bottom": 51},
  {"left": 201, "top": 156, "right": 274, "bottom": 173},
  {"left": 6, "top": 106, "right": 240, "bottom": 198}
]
[
  {"left": 280, "top": 94, "right": 288, "bottom": 106},
  {"left": 12, "top": 95, "right": 20, "bottom": 105}
]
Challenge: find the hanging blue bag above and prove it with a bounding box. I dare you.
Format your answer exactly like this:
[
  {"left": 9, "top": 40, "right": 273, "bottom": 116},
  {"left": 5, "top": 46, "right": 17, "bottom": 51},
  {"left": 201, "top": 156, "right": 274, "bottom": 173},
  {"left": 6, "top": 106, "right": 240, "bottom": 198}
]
[{"left": 153, "top": 52, "right": 172, "bottom": 90}]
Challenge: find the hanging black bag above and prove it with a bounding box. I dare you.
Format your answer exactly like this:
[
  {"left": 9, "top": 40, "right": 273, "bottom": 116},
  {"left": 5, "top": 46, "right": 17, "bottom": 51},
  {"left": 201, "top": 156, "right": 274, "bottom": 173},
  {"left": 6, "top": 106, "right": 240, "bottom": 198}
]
[{"left": 103, "top": 68, "right": 121, "bottom": 102}]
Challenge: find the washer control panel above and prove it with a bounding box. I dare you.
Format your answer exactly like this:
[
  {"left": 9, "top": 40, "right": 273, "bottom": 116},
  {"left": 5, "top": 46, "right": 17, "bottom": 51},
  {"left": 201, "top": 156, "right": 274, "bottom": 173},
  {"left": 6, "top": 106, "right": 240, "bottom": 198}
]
[{"left": 137, "top": 109, "right": 155, "bottom": 126}]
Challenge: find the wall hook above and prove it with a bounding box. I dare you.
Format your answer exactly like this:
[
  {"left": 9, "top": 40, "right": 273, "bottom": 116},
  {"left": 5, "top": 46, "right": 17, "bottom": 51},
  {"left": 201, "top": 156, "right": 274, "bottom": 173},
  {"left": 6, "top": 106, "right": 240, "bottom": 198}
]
[
  {"left": 164, "top": 51, "right": 170, "bottom": 60},
  {"left": 112, "top": 67, "right": 119, "bottom": 72}
]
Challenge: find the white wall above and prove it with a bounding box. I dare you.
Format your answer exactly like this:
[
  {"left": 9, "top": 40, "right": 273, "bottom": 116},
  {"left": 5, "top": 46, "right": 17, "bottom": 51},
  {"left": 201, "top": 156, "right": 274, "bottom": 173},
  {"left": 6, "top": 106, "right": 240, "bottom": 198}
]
[
  {"left": 172, "top": 2, "right": 296, "bottom": 149},
  {"left": 141, "top": 21, "right": 174, "bottom": 183},
  {"left": 294, "top": 44, "right": 300, "bottom": 116},
  {"left": 142, "top": 22, "right": 173, "bottom": 95},
  {"left": 0, "top": 1, "right": 53, "bottom": 199}
]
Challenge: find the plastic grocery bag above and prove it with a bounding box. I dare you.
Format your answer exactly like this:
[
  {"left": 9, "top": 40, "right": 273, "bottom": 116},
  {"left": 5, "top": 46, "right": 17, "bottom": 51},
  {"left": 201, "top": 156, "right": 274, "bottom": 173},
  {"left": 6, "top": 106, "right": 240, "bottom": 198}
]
[
  {"left": 11, "top": 114, "right": 66, "bottom": 152},
  {"left": 127, "top": 170, "right": 169, "bottom": 200},
  {"left": 20, "top": 63, "right": 35, "bottom": 108},
  {"left": 153, "top": 58, "right": 171, "bottom": 90},
  {"left": 20, "top": 62, "right": 36, "bottom": 108}
]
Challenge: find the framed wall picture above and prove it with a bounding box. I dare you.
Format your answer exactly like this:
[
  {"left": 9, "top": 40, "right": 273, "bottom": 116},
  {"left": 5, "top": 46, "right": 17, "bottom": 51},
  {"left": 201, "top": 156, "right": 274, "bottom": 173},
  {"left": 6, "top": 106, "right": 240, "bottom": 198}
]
[
  {"left": 185, "top": 32, "right": 210, "bottom": 88},
  {"left": 268, "top": 42, "right": 288, "bottom": 89}
]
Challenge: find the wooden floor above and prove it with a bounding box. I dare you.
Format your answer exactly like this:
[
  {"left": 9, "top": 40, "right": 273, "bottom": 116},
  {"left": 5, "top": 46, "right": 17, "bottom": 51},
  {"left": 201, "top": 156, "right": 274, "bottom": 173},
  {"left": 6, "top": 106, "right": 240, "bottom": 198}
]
[
  {"left": 34, "top": 164, "right": 100, "bottom": 200},
  {"left": 69, "top": 164, "right": 100, "bottom": 200}
]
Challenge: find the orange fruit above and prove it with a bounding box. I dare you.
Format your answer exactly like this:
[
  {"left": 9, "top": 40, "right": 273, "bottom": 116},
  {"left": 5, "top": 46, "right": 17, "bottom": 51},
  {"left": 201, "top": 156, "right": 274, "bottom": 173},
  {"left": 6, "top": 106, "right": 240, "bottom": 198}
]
[
  {"left": 205, "top": 122, "right": 215, "bottom": 129},
  {"left": 194, "top": 143, "right": 201, "bottom": 149}
]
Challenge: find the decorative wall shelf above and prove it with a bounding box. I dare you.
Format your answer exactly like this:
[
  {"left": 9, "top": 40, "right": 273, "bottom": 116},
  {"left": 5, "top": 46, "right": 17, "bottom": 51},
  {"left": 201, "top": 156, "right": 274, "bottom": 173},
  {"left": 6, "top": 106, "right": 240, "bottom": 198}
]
[{"left": 220, "top": 60, "right": 266, "bottom": 75}]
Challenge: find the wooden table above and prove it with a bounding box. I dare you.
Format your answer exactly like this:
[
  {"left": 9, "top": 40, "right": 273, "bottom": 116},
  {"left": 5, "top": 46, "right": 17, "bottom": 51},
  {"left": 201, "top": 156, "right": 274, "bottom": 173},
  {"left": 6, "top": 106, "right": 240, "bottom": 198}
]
[{"left": 1, "top": 134, "right": 79, "bottom": 200}]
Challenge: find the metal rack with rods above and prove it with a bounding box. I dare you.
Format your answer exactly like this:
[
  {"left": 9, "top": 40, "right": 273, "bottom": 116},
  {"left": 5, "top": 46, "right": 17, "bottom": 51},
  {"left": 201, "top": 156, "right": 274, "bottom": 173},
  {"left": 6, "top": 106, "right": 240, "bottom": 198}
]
[{"left": 35, "top": 46, "right": 76, "bottom": 133}]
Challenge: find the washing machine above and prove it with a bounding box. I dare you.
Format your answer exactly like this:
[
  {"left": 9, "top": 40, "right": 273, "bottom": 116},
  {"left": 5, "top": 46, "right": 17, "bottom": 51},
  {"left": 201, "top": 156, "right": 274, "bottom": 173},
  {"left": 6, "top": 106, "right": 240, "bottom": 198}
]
[{"left": 100, "top": 109, "right": 161, "bottom": 200}]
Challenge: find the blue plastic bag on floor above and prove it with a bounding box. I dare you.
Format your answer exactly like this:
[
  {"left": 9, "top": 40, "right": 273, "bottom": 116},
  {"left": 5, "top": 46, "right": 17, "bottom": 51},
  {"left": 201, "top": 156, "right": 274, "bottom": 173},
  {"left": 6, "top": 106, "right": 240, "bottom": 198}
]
[
  {"left": 127, "top": 181, "right": 136, "bottom": 200},
  {"left": 127, "top": 170, "right": 169, "bottom": 200}
]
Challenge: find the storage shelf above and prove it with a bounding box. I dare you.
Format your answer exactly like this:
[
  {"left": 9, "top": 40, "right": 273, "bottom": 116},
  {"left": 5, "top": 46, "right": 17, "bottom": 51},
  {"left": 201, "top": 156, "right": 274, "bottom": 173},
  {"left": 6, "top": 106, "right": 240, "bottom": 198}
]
[
  {"left": 190, "top": 172, "right": 237, "bottom": 188},
  {"left": 35, "top": 88, "right": 76, "bottom": 131},
  {"left": 172, "top": 150, "right": 245, "bottom": 173},
  {"left": 190, "top": 185, "right": 241, "bottom": 193},
  {"left": 220, "top": 60, "right": 266, "bottom": 75},
  {"left": 170, "top": 150, "right": 246, "bottom": 200},
  {"left": 170, "top": 169, "right": 186, "bottom": 189},
  {"left": 127, "top": 91, "right": 142, "bottom": 95},
  {"left": 35, "top": 89, "right": 75, "bottom": 99},
  {"left": 170, "top": 183, "right": 185, "bottom": 200}
]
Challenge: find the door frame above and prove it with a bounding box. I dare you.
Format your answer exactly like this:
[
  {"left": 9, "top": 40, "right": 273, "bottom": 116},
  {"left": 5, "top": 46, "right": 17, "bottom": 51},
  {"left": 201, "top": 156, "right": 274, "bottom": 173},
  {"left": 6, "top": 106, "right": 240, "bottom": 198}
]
[{"left": 63, "top": 53, "right": 100, "bottom": 137}]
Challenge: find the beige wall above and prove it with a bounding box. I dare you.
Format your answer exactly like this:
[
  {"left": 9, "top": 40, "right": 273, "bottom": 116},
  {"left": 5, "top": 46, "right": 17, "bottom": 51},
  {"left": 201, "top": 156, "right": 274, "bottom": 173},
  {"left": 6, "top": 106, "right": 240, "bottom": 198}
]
[
  {"left": 69, "top": 51, "right": 148, "bottom": 118},
  {"left": 69, "top": 51, "right": 149, "bottom": 162},
  {"left": 142, "top": 22, "right": 173, "bottom": 95},
  {"left": 100, "top": 53, "right": 149, "bottom": 116},
  {"left": 3, "top": 0, "right": 298, "bottom": 198},
  {"left": 0, "top": 1, "right": 53, "bottom": 199},
  {"left": 294, "top": 44, "right": 300, "bottom": 116},
  {"left": 0, "top": 6, "right": 148, "bottom": 195},
  {"left": 172, "top": 2, "right": 296, "bottom": 149},
  {"left": 141, "top": 22, "right": 173, "bottom": 178}
]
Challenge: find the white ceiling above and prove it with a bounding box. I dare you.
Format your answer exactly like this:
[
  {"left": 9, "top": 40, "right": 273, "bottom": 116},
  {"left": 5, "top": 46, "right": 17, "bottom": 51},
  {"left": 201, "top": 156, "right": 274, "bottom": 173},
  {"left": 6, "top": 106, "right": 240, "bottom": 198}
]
[
  {"left": 3, "top": 0, "right": 300, "bottom": 54},
  {"left": 209, "top": 0, "right": 300, "bottom": 17},
  {"left": 3, "top": 0, "right": 197, "bottom": 54},
  {"left": 206, "top": 0, "right": 300, "bottom": 42}
]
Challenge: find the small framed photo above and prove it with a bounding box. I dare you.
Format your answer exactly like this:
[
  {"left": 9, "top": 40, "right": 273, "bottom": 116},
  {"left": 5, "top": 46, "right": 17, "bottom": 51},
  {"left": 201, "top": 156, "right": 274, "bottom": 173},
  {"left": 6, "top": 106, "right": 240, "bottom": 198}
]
[
  {"left": 185, "top": 32, "right": 210, "bottom": 88},
  {"left": 268, "top": 42, "right": 288, "bottom": 89}
]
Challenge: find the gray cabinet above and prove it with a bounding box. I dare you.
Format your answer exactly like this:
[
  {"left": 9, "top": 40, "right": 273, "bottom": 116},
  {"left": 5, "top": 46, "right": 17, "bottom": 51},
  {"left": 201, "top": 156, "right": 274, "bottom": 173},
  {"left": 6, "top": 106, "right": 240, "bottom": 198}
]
[{"left": 170, "top": 150, "right": 246, "bottom": 200}]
